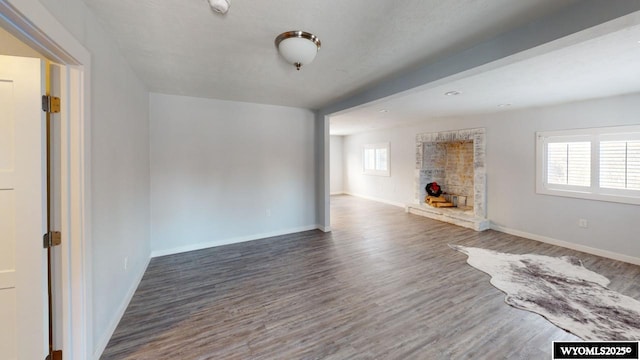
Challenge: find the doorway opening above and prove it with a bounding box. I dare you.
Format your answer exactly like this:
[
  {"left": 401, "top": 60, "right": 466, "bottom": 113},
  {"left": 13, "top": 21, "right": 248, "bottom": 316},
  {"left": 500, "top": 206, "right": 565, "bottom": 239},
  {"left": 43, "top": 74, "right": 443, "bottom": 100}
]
[{"left": 0, "top": 1, "right": 90, "bottom": 358}]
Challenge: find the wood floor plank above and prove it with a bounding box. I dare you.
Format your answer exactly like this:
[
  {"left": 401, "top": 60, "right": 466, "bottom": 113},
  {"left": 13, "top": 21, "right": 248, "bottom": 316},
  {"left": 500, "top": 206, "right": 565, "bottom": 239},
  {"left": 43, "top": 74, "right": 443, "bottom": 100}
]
[{"left": 101, "top": 195, "right": 640, "bottom": 359}]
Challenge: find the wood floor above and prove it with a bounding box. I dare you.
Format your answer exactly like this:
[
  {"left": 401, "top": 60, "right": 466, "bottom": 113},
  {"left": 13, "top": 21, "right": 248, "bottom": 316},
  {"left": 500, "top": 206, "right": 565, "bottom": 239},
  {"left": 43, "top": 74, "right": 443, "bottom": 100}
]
[{"left": 101, "top": 195, "right": 640, "bottom": 359}]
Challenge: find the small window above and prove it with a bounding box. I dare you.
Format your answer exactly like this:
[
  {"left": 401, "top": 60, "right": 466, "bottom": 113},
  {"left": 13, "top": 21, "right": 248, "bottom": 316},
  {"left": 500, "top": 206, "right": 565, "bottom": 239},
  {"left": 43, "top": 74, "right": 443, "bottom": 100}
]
[
  {"left": 536, "top": 126, "right": 640, "bottom": 205},
  {"left": 363, "top": 143, "right": 390, "bottom": 176}
]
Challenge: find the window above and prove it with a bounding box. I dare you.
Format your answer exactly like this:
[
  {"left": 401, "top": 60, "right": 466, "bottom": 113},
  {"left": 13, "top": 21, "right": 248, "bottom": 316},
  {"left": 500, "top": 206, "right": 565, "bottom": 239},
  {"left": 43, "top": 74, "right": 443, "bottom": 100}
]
[
  {"left": 536, "top": 125, "right": 640, "bottom": 205},
  {"left": 363, "top": 143, "right": 390, "bottom": 176}
]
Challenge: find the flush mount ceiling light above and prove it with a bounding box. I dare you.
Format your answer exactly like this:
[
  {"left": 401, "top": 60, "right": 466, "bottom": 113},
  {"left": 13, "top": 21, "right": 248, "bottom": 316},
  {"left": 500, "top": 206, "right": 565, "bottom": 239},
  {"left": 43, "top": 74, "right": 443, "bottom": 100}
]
[
  {"left": 444, "top": 91, "right": 461, "bottom": 96},
  {"left": 275, "top": 31, "right": 321, "bottom": 70},
  {"left": 207, "top": 0, "right": 230, "bottom": 14}
]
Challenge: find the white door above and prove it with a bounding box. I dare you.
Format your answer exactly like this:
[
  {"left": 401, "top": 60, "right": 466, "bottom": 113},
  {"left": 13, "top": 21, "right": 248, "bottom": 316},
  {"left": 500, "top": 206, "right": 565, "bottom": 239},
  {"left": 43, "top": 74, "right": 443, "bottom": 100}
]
[{"left": 0, "top": 55, "right": 48, "bottom": 359}]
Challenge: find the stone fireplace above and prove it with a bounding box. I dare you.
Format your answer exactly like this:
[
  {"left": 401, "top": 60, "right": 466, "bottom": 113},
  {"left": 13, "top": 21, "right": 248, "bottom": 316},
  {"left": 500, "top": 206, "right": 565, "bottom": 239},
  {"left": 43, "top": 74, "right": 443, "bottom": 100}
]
[{"left": 406, "top": 128, "right": 489, "bottom": 231}]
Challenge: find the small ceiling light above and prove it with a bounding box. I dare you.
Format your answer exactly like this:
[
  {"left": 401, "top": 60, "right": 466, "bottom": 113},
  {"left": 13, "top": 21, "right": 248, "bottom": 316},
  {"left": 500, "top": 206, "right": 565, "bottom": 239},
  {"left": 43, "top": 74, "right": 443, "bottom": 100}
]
[
  {"left": 379, "top": 109, "right": 388, "bottom": 113},
  {"left": 498, "top": 103, "right": 512, "bottom": 108},
  {"left": 207, "top": 0, "right": 230, "bottom": 14},
  {"left": 275, "top": 31, "right": 321, "bottom": 71},
  {"left": 444, "top": 91, "right": 461, "bottom": 96}
]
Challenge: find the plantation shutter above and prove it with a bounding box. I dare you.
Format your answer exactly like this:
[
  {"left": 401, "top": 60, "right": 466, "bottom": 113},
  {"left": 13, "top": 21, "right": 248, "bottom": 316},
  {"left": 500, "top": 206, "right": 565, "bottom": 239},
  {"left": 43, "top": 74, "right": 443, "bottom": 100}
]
[
  {"left": 546, "top": 142, "right": 590, "bottom": 187},
  {"left": 375, "top": 148, "right": 388, "bottom": 171},
  {"left": 600, "top": 140, "right": 640, "bottom": 190}
]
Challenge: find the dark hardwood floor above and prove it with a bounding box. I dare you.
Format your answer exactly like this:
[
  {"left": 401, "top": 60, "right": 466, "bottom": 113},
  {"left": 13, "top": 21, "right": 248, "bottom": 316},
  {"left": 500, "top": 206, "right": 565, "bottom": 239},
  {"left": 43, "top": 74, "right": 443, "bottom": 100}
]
[{"left": 101, "top": 195, "right": 640, "bottom": 359}]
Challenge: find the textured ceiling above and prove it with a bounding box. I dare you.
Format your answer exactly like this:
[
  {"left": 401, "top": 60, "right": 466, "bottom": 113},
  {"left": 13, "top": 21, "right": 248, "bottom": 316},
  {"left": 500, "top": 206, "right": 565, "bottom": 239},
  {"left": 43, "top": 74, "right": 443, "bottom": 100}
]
[
  {"left": 330, "top": 20, "right": 640, "bottom": 135},
  {"left": 80, "top": 0, "right": 577, "bottom": 109}
]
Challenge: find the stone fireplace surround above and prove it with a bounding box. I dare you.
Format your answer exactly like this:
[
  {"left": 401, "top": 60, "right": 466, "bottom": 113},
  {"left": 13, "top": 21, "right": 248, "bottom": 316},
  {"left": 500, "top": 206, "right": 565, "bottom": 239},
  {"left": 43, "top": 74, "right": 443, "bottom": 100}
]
[{"left": 406, "top": 128, "right": 490, "bottom": 231}]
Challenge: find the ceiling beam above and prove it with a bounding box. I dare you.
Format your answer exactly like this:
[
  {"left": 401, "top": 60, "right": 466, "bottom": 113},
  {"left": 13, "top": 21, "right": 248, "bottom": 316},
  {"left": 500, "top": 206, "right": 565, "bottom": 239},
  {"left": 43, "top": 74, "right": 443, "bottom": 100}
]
[{"left": 319, "top": 0, "right": 640, "bottom": 116}]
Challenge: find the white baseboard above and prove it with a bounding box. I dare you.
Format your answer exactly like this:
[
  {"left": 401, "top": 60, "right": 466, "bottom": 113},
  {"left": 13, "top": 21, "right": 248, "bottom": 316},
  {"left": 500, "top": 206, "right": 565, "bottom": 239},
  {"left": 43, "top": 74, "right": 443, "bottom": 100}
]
[
  {"left": 491, "top": 223, "right": 640, "bottom": 266},
  {"left": 330, "top": 191, "right": 344, "bottom": 195},
  {"left": 93, "top": 255, "right": 151, "bottom": 359},
  {"left": 317, "top": 224, "right": 331, "bottom": 232},
  {"left": 343, "top": 192, "right": 406, "bottom": 208},
  {"left": 151, "top": 225, "right": 320, "bottom": 258}
]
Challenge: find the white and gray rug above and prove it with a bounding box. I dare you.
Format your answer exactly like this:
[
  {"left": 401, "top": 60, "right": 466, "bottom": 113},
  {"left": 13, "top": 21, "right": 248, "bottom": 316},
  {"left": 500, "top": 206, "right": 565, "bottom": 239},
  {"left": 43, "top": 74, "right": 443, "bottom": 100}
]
[{"left": 450, "top": 245, "right": 640, "bottom": 341}]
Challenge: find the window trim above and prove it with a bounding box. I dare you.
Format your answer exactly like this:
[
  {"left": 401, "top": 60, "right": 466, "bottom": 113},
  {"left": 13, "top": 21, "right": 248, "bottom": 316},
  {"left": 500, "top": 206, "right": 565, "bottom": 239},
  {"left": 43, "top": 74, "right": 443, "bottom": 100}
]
[
  {"left": 363, "top": 142, "right": 390, "bottom": 177},
  {"left": 536, "top": 125, "right": 640, "bottom": 205}
]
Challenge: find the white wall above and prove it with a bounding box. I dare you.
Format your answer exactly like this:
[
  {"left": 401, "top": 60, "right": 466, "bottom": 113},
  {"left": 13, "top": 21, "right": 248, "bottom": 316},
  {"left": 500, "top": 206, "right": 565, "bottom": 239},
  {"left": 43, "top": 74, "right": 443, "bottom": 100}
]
[
  {"left": 341, "top": 93, "right": 640, "bottom": 260},
  {"left": 330, "top": 135, "right": 344, "bottom": 194},
  {"left": 34, "top": 0, "right": 151, "bottom": 356},
  {"left": 342, "top": 128, "right": 413, "bottom": 208},
  {"left": 150, "top": 93, "right": 317, "bottom": 255}
]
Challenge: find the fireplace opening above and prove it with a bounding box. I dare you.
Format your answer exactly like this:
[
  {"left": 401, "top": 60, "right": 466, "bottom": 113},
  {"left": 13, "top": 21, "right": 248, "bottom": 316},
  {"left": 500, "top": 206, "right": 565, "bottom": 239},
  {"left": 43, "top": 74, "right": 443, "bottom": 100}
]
[
  {"left": 423, "top": 140, "right": 474, "bottom": 211},
  {"left": 422, "top": 140, "right": 474, "bottom": 211},
  {"left": 409, "top": 128, "right": 488, "bottom": 231}
]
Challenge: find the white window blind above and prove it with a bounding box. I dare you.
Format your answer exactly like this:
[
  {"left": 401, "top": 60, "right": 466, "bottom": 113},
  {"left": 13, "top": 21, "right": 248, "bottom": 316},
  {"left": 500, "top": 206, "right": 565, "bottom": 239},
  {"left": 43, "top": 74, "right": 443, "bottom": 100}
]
[
  {"left": 547, "top": 142, "right": 590, "bottom": 187},
  {"left": 364, "top": 148, "right": 376, "bottom": 171},
  {"left": 363, "top": 143, "right": 390, "bottom": 176},
  {"left": 536, "top": 125, "right": 640, "bottom": 205},
  {"left": 375, "top": 148, "right": 388, "bottom": 171},
  {"left": 600, "top": 140, "right": 640, "bottom": 190}
]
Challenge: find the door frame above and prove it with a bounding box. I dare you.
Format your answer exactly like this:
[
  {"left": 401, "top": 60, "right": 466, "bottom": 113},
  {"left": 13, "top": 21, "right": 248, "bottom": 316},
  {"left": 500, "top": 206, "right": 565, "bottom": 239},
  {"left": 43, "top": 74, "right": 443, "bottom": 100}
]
[{"left": 0, "top": 1, "right": 91, "bottom": 359}]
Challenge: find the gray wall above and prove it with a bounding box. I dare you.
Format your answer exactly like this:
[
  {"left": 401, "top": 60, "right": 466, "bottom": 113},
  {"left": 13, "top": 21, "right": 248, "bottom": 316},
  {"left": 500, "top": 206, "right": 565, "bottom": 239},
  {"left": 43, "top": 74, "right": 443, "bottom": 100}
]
[
  {"left": 340, "top": 93, "right": 640, "bottom": 259},
  {"left": 330, "top": 135, "right": 344, "bottom": 194},
  {"left": 150, "top": 93, "right": 317, "bottom": 255}
]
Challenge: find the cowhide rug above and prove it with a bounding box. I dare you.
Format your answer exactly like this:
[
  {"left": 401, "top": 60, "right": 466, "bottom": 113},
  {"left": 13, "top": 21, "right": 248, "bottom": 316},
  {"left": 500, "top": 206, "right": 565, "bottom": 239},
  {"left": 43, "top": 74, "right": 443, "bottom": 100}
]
[{"left": 450, "top": 245, "right": 640, "bottom": 341}]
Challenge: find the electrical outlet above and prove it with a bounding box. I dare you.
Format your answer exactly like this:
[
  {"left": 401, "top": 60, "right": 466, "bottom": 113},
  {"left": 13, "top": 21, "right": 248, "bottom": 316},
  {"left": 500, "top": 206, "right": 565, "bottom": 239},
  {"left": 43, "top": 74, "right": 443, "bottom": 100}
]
[
  {"left": 578, "top": 219, "right": 588, "bottom": 228},
  {"left": 124, "top": 257, "right": 128, "bottom": 270}
]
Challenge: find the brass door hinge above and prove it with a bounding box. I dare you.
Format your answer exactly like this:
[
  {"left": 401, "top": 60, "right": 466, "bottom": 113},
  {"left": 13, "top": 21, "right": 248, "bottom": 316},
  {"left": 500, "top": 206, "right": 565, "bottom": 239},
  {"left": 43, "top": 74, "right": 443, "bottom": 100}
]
[
  {"left": 43, "top": 231, "right": 61, "bottom": 248},
  {"left": 45, "top": 350, "right": 62, "bottom": 360},
  {"left": 42, "top": 95, "right": 61, "bottom": 113},
  {"left": 45, "top": 350, "right": 63, "bottom": 360}
]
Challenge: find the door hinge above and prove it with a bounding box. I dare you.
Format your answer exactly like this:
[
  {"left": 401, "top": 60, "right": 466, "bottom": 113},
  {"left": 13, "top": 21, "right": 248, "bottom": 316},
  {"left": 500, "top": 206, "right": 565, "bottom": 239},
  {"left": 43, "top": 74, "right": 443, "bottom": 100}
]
[
  {"left": 43, "top": 231, "right": 62, "bottom": 248},
  {"left": 53, "top": 350, "right": 63, "bottom": 360},
  {"left": 45, "top": 350, "right": 63, "bottom": 360},
  {"left": 42, "top": 95, "right": 61, "bottom": 113}
]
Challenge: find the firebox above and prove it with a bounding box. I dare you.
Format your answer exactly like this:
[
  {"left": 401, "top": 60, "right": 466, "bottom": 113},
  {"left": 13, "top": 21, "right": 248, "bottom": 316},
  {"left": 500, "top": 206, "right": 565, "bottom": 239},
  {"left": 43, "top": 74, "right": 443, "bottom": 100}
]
[{"left": 407, "top": 128, "right": 489, "bottom": 231}]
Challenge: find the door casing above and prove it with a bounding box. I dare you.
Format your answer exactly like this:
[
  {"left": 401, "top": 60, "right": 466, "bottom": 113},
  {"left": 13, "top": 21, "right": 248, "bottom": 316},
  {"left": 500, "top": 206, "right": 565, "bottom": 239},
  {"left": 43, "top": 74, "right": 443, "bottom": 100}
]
[{"left": 0, "top": 1, "right": 92, "bottom": 358}]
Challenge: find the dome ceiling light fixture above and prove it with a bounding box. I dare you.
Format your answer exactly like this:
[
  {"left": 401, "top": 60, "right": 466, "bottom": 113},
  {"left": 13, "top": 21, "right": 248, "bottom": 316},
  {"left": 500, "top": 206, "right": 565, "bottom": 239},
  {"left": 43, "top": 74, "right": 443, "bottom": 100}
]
[
  {"left": 207, "top": 0, "right": 230, "bottom": 14},
  {"left": 275, "top": 31, "right": 321, "bottom": 71}
]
